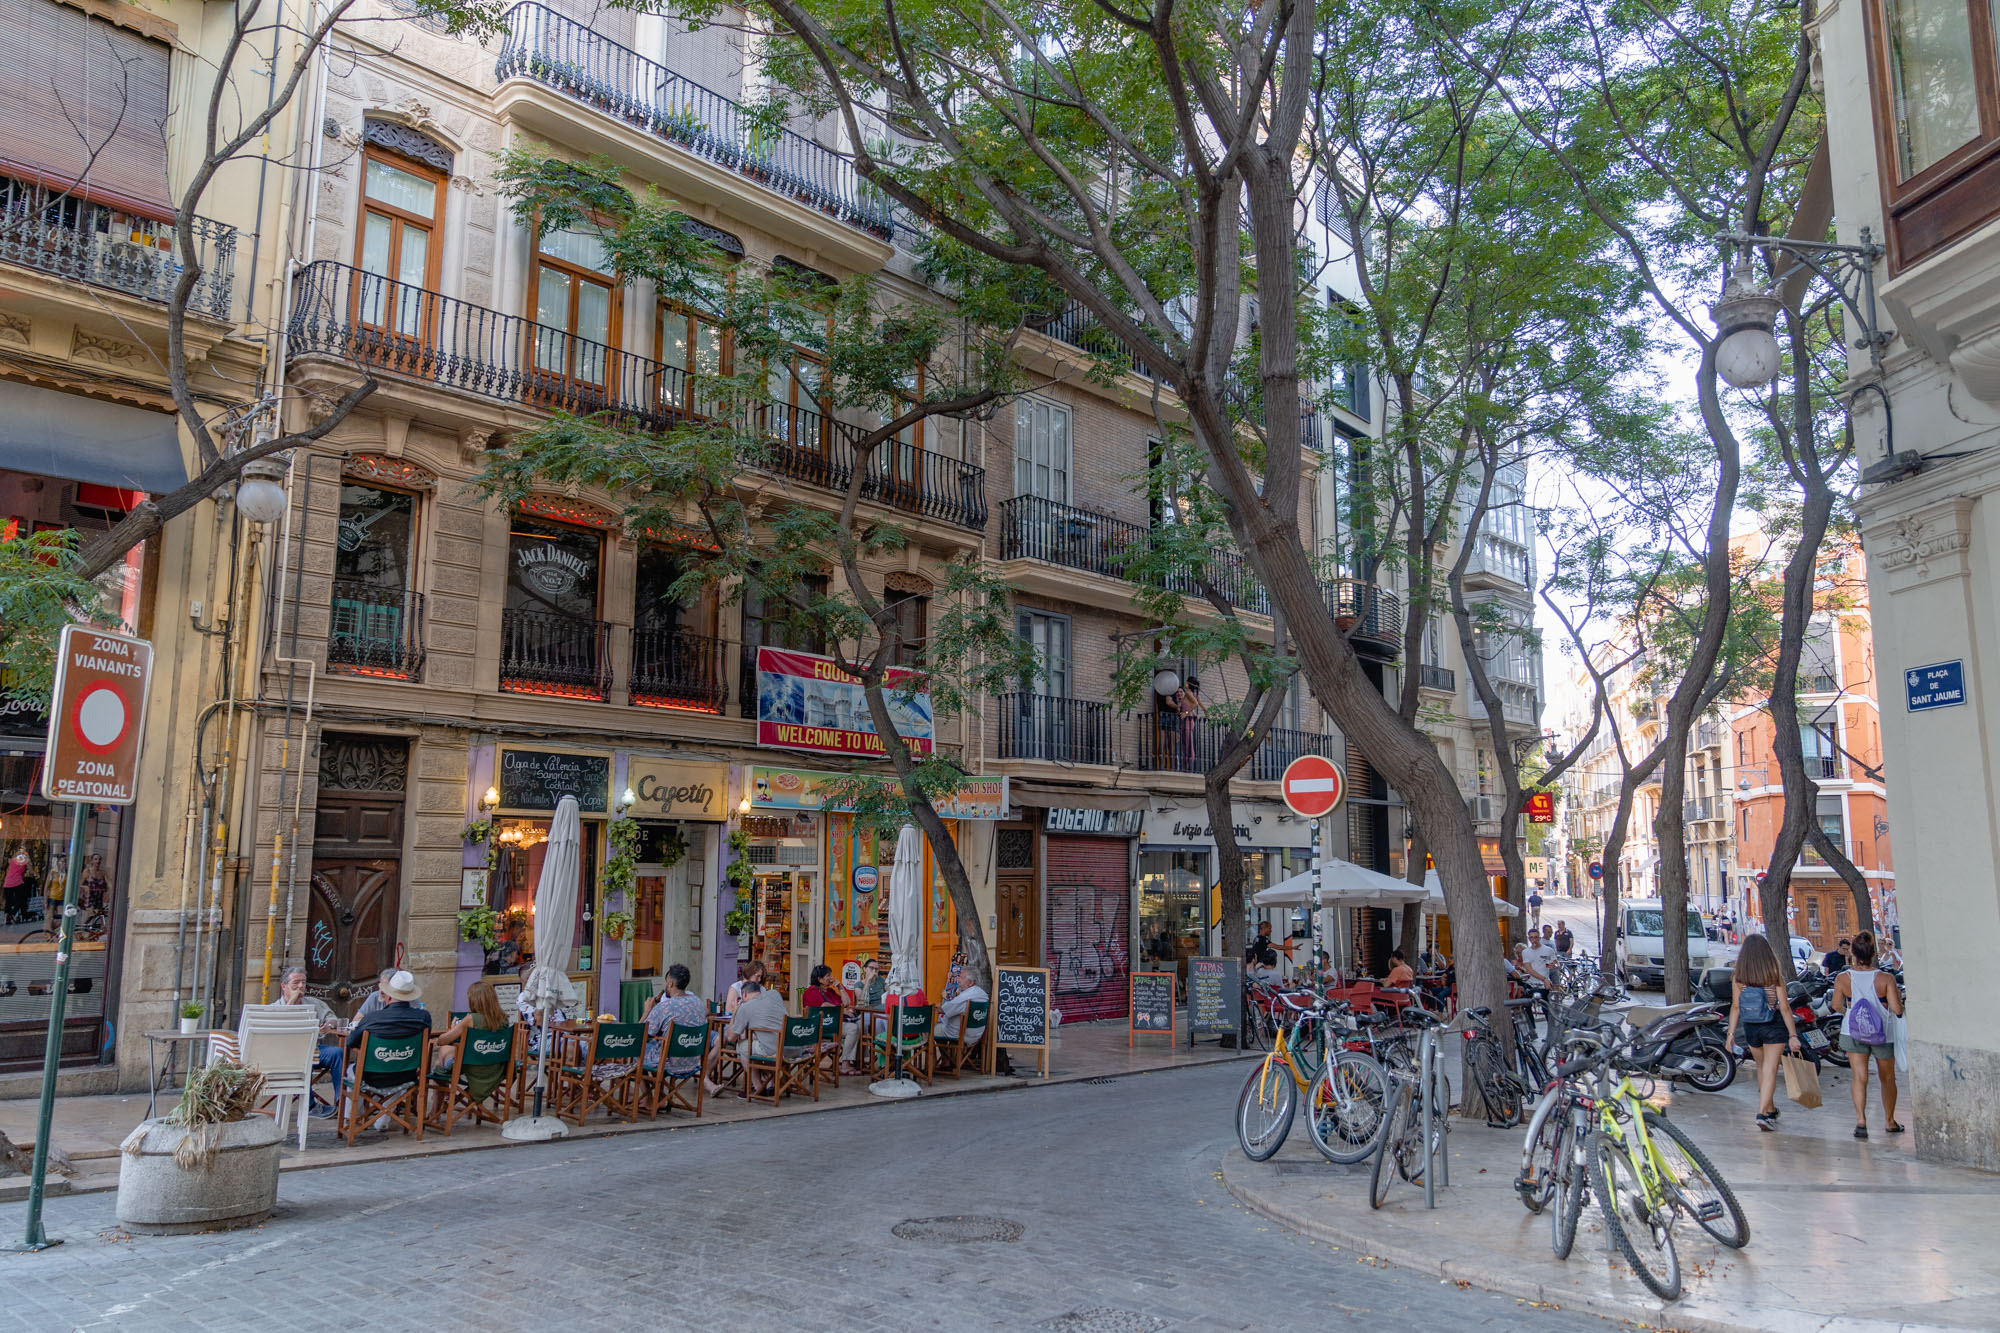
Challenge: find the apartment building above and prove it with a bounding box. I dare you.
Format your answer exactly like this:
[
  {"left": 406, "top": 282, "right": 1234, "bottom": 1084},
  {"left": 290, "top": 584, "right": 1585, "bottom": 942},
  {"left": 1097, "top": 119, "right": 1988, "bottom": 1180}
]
[
  {"left": 1726, "top": 545, "right": 1891, "bottom": 952},
  {"left": 1816, "top": 0, "right": 2000, "bottom": 1168},
  {"left": 0, "top": 0, "right": 300, "bottom": 1086}
]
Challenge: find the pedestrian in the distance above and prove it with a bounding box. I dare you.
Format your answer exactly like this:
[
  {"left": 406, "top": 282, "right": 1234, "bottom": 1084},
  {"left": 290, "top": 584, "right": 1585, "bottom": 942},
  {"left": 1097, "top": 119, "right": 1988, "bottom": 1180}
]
[
  {"left": 1723, "top": 934, "right": 1802, "bottom": 1131},
  {"left": 1832, "top": 930, "right": 1904, "bottom": 1139},
  {"left": 1528, "top": 887, "right": 1544, "bottom": 930}
]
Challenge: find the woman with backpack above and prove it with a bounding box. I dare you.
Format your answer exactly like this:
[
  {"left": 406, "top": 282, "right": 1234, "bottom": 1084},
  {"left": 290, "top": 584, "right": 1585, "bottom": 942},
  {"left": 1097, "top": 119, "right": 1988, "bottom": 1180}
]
[
  {"left": 1724, "top": 934, "right": 1802, "bottom": 1131},
  {"left": 1832, "top": 931, "right": 1905, "bottom": 1139}
]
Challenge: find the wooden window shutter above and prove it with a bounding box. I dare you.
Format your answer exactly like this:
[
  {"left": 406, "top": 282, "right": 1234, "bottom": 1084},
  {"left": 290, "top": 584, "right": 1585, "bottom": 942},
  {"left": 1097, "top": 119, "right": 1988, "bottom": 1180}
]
[{"left": 0, "top": 0, "right": 172, "bottom": 214}]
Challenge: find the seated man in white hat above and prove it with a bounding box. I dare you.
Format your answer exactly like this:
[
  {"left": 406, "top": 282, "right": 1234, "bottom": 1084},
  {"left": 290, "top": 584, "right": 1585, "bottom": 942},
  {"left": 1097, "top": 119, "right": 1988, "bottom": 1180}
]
[{"left": 343, "top": 969, "right": 433, "bottom": 1100}]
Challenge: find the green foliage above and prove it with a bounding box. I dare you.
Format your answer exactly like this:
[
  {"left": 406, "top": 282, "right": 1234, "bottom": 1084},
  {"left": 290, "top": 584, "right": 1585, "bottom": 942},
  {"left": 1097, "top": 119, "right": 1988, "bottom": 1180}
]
[
  {"left": 179, "top": 1001, "right": 206, "bottom": 1020},
  {"left": 0, "top": 530, "right": 113, "bottom": 708},
  {"left": 458, "top": 906, "right": 502, "bottom": 950},
  {"left": 602, "top": 816, "right": 643, "bottom": 904},
  {"left": 600, "top": 910, "right": 635, "bottom": 942}
]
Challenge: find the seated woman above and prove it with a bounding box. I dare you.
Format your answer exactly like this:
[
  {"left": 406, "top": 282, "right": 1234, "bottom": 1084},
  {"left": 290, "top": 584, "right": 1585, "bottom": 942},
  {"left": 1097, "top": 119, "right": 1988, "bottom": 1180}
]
[
  {"left": 842, "top": 957, "right": 889, "bottom": 1074},
  {"left": 431, "top": 978, "right": 512, "bottom": 1076},
  {"left": 642, "top": 963, "right": 705, "bottom": 1075}
]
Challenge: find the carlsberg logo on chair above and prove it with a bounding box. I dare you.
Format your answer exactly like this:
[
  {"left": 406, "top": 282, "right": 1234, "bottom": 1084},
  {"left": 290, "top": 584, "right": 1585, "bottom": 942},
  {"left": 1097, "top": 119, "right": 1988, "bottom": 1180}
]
[
  {"left": 604, "top": 1033, "right": 637, "bottom": 1050},
  {"left": 473, "top": 1037, "right": 509, "bottom": 1057},
  {"left": 378, "top": 1045, "right": 416, "bottom": 1062}
]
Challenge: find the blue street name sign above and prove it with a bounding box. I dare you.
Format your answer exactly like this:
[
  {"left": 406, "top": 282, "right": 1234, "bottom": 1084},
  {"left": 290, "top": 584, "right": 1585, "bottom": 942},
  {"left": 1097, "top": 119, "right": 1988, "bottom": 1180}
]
[{"left": 1905, "top": 660, "right": 1967, "bottom": 713}]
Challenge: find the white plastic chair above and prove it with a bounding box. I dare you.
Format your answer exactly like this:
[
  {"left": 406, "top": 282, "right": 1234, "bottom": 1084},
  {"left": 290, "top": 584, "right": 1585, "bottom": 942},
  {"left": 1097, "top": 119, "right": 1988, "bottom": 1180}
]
[{"left": 234, "top": 1003, "right": 320, "bottom": 1150}]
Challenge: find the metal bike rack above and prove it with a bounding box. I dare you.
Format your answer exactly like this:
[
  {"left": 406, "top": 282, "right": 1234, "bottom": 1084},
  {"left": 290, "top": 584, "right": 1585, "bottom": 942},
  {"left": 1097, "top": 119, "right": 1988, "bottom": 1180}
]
[{"left": 1416, "top": 1023, "right": 1452, "bottom": 1209}]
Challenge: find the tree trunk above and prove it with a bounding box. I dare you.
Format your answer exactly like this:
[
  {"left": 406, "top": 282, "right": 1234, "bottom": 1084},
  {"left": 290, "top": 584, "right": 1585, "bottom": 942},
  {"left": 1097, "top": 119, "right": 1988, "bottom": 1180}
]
[
  {"left": 1653, "top": 733, "right": 1695, "bottom": 1003},
  {"left": 1207, "top": 681, "right": 1292, "bottom": 966}
]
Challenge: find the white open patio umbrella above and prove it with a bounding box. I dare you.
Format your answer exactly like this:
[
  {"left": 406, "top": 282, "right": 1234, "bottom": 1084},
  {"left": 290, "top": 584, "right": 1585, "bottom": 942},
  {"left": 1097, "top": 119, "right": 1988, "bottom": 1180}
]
[
  {"left": 1252, "top": 859, "right": 1432, "bottom": 908},
  {"left": 873, "top": 823, "right": 926, "bottom": 1099},
  {"left": 503, "top": 794, "right": 582, "bottom": 1141},
  {"left": 1420, "top": 870, "right": 1522, "bottom": 917}
]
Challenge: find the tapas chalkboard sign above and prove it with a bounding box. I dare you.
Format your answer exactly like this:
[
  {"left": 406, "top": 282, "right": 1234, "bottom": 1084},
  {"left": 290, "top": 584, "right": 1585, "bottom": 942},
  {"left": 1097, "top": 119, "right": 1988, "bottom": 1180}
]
[
  {"left": 1130, "top": 972, "right": 1176, "bottom": 1043},
  {"left": 1186, "top": 956, "right": 1242, "bottom": 1044},
  {"left": 497, "top": 748, "right": 610, "bottom": 813},
  {"left": 993, "top": 965, "right": 1050, "bottom": 1077}
]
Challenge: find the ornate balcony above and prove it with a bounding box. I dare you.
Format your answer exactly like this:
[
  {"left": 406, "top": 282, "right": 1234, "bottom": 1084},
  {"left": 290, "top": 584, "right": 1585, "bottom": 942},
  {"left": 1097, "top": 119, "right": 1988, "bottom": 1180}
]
[
  {"left": 500, "top": 608, "right": 610, "bottom": 699},
  {"left": 630, "top": 625, "right": 727, "bottom": 713},
  {"left": 1418, "top": 663, "right": 1456, "bottom": 693},
  {"left": 327, "top": 582, "right": 426, "bottom": 681},
  {"left": 0, "top": 173, "right": 235, "bottom": 320},
  {"left": 494, "top": 3, "right": 892, "bottom": 239},
  {"left": 287, "top": 261, "right": 986, "bottom": 529},
  {"left": 996, "top": 693, "right": 1116, "bottom": 766},
  {"left": 1248, "top": 727, "right": 1338, "bottom": 781},
  {"left": 1328, "top": 577, "right": 1403, "bottom": 652}
]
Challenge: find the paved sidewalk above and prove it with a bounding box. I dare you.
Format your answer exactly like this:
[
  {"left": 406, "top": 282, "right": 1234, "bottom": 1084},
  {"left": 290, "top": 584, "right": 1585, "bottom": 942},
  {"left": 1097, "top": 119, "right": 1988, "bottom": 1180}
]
[
  {"left": 0, "top": 1018, "right": 1242, "bottom": 1198},
  {"left": 1223, "top": 1059, "right": 1999, "bottom": 1332}
]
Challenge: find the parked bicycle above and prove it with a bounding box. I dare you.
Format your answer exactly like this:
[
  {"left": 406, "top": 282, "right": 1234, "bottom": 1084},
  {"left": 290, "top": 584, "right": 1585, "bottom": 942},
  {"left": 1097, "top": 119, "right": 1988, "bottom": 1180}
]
[{"left": 1236, "top": 993, "right": 1391, "bottom": 1165}]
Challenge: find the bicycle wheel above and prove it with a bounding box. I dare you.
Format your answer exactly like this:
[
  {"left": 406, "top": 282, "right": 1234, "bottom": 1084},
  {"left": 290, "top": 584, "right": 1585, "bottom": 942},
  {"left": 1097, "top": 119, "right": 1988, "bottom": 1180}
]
[
  {"left": 1236, "top": 1058, "right": 1296, "bottom": 1161},
  {"left": 1307, "top": 1049, "right": 1389, "bottom": 1164},
  {"left": 1551, "top": 1118, "right": 1588, "bottom": 1259},
  {"left": 1466, "top": 1036, "right": 1521, "bottom": 1126},
  {"left": 1369, "top": 1082, "right": 1412, "bottom": 1209},
  {"left": 1516, "top": 1085, "right": 1563, "bottom": 1213},
  {"left": 1644, "top": 1111, "right": 1749, "bottom": 1248},
  {"left": 1594, "top": 1134, "right": 1682, "bottom": 1300},
  {"left": 1396, "top": 1090, "right": 1446, "bottom": 1184}
]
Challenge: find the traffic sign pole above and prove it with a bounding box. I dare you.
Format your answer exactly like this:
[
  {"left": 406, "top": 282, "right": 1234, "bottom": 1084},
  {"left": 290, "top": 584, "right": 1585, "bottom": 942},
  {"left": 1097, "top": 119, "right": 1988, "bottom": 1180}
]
[{"left": 10, "top": 805, "right": 87, "bottom": 1253}]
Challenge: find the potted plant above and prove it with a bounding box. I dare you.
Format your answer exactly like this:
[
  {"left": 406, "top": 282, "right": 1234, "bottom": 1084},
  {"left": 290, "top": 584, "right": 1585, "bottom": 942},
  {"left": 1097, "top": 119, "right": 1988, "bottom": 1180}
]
[
  {"left": 722, "top": 903, "right": 753, "bottom": 944},
  {"left": 116, "top": 1061, "right": 283, "bottom": 1234},
  {"left": 454, "top": 905, "right": 502, "bottom": 1010},
  {"left": 178, "top": 1001, "right": 205, "bottom": 1036},
  {"left": 601, "top": 909, "right": 634, "bottom": 942}
]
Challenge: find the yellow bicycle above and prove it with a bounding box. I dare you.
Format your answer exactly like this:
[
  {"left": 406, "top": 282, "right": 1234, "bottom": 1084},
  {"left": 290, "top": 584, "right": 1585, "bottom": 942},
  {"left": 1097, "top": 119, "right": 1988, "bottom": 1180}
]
[
  {"left": 1576, "top": 1028, "right": 1749, "bottom": 1301},
  {"left": 1235, "top": 995, "right": 1389, "bottom": 1164}
]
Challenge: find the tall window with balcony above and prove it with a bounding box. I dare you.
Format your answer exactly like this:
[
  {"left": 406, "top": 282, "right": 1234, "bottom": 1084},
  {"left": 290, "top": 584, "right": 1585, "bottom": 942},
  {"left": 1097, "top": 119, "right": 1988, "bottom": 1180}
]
[
  {"left": 1006, "top": 610, "right": 1101, "bottom": 763},
  {"left": 502, "top": 516, "right": 608, "bottom": 698},
  {"left": 884, "top": 588, "right": 928, "bottom": 668},
  {"left": 355, "top": 139, "right": 444, "bottom": 347},
  {"left": 1865, "top": 0, "right": 2000, "bottom": 265},
  {"left": 329, "top": 482, "right": 423, "bottom": 679},
  {"left": 1004, "top": 398, "right": 1080, "bottom": 567},
  {"left": 1801, "top": 722, "right": 1841, "bottom": 779},
  {"left": 0, "top": 0, "right": 234, "bottom": 315},
  {"left": 1801, "top": 623, "right": 1840, "bottom": 694},
  {"left": 741, "top": 573, "right": 827, "bottom": 718},
  {"left": 631, "top": 544, "right": 723, "bottom": 712},
  {"left": 531, "top": 222, "right": 620, "bottom": 401}
]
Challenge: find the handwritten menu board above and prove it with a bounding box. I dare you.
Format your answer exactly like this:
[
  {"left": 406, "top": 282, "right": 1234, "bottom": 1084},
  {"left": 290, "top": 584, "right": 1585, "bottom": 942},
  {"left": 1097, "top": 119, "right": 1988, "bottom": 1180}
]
[
  {"left": 497, "top": 748, "right": 609, "bottom": 813},
  {"left": 1130, "top": 972, "right": 1176, "bottom": 1038},
  {"left": 1186, "top": 956, "right": 1242, "bottom": 1042},
  {"left": 993, "top": 966, "right": 1050, "bottom": 1076}
]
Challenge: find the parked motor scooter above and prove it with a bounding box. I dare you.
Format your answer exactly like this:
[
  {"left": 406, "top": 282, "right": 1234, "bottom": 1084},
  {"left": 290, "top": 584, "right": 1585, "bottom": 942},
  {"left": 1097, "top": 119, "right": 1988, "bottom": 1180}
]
[{"left": 1619, "top": 1002, "right": 1737, "bottom": 1092}]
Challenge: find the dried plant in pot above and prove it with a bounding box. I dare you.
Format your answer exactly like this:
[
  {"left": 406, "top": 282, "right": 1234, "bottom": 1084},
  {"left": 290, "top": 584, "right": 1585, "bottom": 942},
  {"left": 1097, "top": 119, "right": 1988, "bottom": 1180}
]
[{"left": 117, "top": 1060, "right": 286, "bottom": 1234}]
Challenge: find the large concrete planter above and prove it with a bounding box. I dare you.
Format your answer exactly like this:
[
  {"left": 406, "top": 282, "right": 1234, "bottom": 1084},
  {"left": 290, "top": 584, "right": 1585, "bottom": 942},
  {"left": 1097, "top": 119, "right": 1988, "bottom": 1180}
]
[{"left": 116, "top": 1115, "right": 283, "bottom": 1234}]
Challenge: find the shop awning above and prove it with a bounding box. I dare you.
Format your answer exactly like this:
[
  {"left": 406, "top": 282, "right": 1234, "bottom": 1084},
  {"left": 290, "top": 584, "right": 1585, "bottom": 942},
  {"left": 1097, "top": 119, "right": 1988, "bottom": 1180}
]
[
  {"left": 1007, "top": 782, "right": 1150, "bottom": 811},
  {"left": 0, "top": 380, "right": 187, "bottom": 494}
]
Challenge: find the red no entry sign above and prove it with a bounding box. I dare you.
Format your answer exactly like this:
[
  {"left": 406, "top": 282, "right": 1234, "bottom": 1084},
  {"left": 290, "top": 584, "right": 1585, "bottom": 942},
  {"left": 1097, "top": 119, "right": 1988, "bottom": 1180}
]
[
  {"left": 1280, "top": 754, "right": 1345, "bottom": 818},
  {"left": 41, "top": 624, "right": 153, "bottom": 805}
]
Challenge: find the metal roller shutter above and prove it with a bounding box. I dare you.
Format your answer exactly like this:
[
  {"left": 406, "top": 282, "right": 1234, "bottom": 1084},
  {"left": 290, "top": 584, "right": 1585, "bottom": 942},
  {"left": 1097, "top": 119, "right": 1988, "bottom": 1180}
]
[
  {"left": 1045, "top": 834, "right": 1130, "bottom": 1024},
  {"left": 0, "top": 0, "right": 172, "bottom": 213}
]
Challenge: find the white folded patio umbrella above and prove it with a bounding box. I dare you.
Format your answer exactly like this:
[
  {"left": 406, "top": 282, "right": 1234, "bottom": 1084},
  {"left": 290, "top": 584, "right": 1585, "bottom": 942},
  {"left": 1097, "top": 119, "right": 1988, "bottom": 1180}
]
[
  {"left": 504, "top": 794, "right": 582, "bottom": 1140},
  {"left": 874, "top": 823, "right": 926, "bottom": 1099}
]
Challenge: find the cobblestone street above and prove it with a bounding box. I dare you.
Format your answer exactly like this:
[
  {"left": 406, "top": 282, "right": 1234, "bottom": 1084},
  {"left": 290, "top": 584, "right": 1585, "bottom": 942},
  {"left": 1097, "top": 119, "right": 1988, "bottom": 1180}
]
[{"left": 1, "top": 1064, "right": 1623, "bottom": 1332}]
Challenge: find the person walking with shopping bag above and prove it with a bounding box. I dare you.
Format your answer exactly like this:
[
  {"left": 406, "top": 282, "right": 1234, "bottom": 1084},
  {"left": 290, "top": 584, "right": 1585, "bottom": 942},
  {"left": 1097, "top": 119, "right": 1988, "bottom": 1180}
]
[
  {"left": 1832, "top": 931, "right": 1905, "bottom": 1139},
  {"left": 1724, "top": 934, "right": 1803, "bottom": 1131}
]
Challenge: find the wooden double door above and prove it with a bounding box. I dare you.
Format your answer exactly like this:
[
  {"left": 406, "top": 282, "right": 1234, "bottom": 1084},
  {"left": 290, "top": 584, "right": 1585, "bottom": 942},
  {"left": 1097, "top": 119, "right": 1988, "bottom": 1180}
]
[
  {"left": 308, "top": 788, "right": 407, "bottom": 1017},
  {"left": 995, "top": 823, "right": 1040, "bottom": 968}
]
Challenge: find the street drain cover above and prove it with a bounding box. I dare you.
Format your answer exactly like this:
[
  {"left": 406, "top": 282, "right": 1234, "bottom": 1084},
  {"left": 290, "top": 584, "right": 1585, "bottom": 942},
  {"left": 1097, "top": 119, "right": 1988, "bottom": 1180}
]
[
  {"left": 1082, "top": 1077, "right": 1116, "bottom": 1085},
  {"left": 1034, "top": 1309, "right": 1169, "bottom": 1332},
  {"left": 891, "top": 1214, "right": 1025, "bottom": 1244}
]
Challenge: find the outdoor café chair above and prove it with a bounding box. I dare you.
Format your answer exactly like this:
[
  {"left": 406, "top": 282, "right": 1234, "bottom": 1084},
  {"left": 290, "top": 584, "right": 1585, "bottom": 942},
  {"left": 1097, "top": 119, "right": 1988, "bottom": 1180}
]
[
  {"left": 638, "top": 1022, "right": 710, "bottom": 1119},
  {"left": 872, "top": 1003, "right": 936, "bottom": 1086},
  {"left": 233, "top": 1002, "right": 319, "bottom": 1150},
  {"left": 738, "top": 1025, "right": 786, "bottom": 1105},
  {"left": 808, "top": 1004, "right": 842, "bottom": 1088},
  {"left": 426, "top": 1024, "right": 519, "bottom": 1135},
  {"left": 933, "top": 1001, "right": 991, "bottom": 1079},
  {"left": 340, "top": 1032, "right": 427, "bottom": 1146},
  {"left": 775, "top": 1014, "right": 823, "bottom": 1102},
  {"left": 552, "top": 1020, "right": 646, "bottom": 1124}
]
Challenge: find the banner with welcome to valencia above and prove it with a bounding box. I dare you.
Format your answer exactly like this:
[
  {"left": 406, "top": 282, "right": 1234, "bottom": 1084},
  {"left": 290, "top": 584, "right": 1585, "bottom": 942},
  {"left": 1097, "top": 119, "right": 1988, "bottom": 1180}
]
[{"left": 755, "top": 647, "right": 934, "bottom": 757}]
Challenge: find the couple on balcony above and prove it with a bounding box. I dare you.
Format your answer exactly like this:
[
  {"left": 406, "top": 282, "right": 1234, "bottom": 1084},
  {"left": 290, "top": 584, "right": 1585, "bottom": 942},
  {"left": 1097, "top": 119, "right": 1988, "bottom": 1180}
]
[{"left": 1163, "top": 677, "right": 1206, "bottom": 772}]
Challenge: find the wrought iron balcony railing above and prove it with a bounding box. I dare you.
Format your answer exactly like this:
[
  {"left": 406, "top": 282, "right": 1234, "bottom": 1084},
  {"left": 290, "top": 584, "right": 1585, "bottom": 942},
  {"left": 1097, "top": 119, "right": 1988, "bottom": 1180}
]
[
  {"left": 1418, "top": 663, "right": 1456, "bottom": 693},
  {"left": 998, "top": 494, "right": 1273, "bottom": 614},
  {"left": 0, "top": 173, "right": 235, "bottom": 320},
  {"left": 495, "top": 3, "right": 892, "bottom": 238},
  {"left": 1248, "top": 727, "right": 1338, "bottom": 781},
  {"left": 327, "top": 582, "right": 426, "bottom": 680},
  {"left": 996, "top": 692, "right": 1116, "bottom": 766},
  {"left": 1804, "top": 754, "right": 1842, "bottom": 779},
  {"left": 500, "top": 607, "right": 611, "bottom": 699},
  {"left": 630, "top": 625, "right": 727, "bottom": 713},
  {"left": 1135, "top": 710, "right": 1234, "bottom": 773},
  {"left": 288, "top": 261, "right": 985, "bottom": 529},
  {"left": 1328, "top": 577, "right": 1403, "bottom": 646}
]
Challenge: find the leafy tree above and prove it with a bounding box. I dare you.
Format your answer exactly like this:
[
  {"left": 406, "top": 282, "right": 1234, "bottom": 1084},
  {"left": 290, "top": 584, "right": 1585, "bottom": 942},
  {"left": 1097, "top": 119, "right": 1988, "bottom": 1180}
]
[{"left": 472, "top": 149, "right": 1034, "bottom": 989}]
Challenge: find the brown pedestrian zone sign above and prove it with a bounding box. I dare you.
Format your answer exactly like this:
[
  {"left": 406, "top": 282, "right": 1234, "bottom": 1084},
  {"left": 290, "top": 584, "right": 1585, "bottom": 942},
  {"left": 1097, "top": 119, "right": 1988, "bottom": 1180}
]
[{"left": 40, "top": 624, "right": 153, "bottom": 805}]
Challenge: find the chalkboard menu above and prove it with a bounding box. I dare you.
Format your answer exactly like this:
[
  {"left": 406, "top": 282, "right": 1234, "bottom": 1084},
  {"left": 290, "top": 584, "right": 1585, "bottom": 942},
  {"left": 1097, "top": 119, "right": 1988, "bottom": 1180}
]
[
  {"left": 1186, "top": 956, "right": 1243, "bottom": 1041},
  {"left": 497, "top": 748, "right": 610, "bottom": 813},
  {"left": 1130, "top": 972, "right": 1176, "bottom": 1036},
  {"left": 993, "top": 966, "right": 1050, "bottom": 1050}
]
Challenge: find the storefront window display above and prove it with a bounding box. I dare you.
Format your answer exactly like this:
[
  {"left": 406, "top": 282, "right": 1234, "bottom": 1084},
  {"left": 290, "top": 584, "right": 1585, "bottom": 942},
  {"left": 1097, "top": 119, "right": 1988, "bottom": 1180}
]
[
  {"left": 0, "top": 755, "right": 124, "bottom": 1070},
  {"left": 1137, "top": 849, "right": 1207, "bottom": 986}
]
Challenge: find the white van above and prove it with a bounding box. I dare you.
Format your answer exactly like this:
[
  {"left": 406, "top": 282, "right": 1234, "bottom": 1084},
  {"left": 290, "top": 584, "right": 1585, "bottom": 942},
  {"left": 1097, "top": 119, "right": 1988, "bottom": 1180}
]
[{"left": 1615, "top": 899, "right": 1711, "bottom": 989}]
